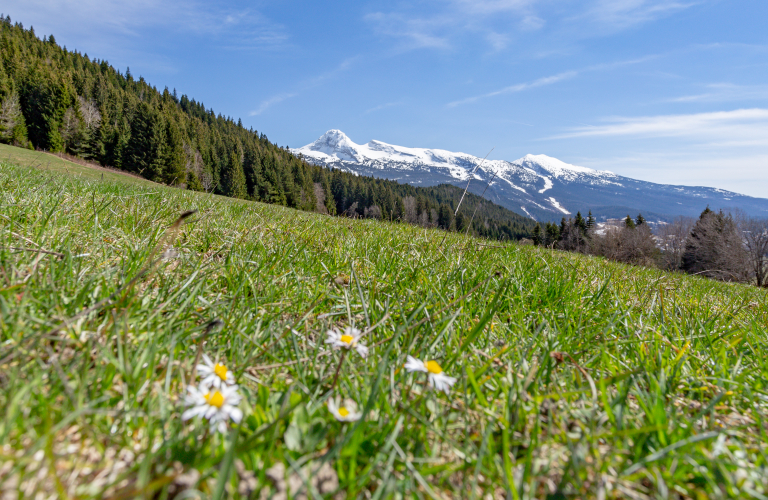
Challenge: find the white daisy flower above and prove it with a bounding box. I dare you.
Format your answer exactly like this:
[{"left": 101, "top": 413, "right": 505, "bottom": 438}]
[
  {"left": 327, "top": 396, "right": 363, "bottom": 422},
  {"left": 196, "top": 354, "right": 236, "bottom": 388},
  {"left": 182, "top": 383, "right": 243, "bottom": 433},
  {"left": 404, "top": 355, "right": 457, "bottom": 394},
  {"left": 325, "top": 327, "right": 369, "bottom": 358}
]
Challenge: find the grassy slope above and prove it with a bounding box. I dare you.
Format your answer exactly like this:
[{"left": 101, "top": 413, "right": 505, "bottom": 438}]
[
  {"left": 0, "top": 157, "right": 767, "bottom": 499},
  {"left": 0, "top": 143, "right": 158, "bottom": 186}
]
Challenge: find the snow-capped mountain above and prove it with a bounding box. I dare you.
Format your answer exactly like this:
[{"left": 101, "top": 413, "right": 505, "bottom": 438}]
[{"left": 293, "top": 130, "right": 768, "bottom": 221}]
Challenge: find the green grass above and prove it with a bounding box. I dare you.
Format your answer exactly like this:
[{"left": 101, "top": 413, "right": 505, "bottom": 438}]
[
  {"left": 0, "top": 143, "right": 157, "bottom": 186},
  {"left": 1, "top": 156, "right": 767, "bottom": 499}
]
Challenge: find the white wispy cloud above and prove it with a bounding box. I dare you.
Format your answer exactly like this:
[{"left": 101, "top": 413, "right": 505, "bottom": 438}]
[
  {"left": 249, "top": 58, "right": 358, "bottom": 116},
  {"left": 549, "top": 108, "right": 768, "bottom": 144},
  {"left": 582, "top": 0, "right": 697, "bottom": 30},
  {"left": 250, "top": 93, "right": 297, "bottom": 116},
  {"left": 364, "top": 12, "right": 451, "bottom": 50},
  {"left": 3, "top": 0, "right": 289, "bottom": 50},
  {"left": 447, "top": 55, "right": 656, "bottom": 107},
  {"left": 447, "top": 71, "right": 576, "bottom": 107},
  {"left": 364, "top": 0, "right": 698, "bottom": 54},
  {"left": 364, "top": 102, "right": 403, "bottom": 114},
  {"left": 668, "top": 83, "right": 768, "bottom": 103}
]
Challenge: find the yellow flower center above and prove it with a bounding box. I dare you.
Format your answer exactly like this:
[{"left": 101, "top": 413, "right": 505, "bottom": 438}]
[
  {"left": 425, "top": 360, "right": 443, "bottom": 374},
  {"left": 204, "top": 391, "right": 225, "bottom": 408},
  {"left": 340, "top": 334, "right": 354, "bottom": 345},
  {"left": 338, "top": 407, "right": 350, "bottom": 417},
  {"left": 214, "top": 363, "right": 228, "bottom": 381}
]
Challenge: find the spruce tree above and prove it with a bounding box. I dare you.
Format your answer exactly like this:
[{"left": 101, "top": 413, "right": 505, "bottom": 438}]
[
  {"left": 625, "top": 215, "right": 636, "bottom": 229},
  {"left": 438, "top": 203, "right": 454, "bottom": 230},
  {"left": 586, "top": 211, "right": 595, "bottom": 230},
  {"left": 222, "top": 150, "right": 247, "bottom": 199},
  {"left": 532, "top": 223, "right": 542, "bottom": 246},
  {"left": 636, "top": 213, "right": 646, "bottom": 226}
]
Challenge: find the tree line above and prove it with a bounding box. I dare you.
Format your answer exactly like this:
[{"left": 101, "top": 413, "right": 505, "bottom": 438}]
[
  {"left": 0, "top": 17, "right": 534, "bottom": 241},
  {"left": 531, "top": 209, "right": 768, "bottom": 287}
]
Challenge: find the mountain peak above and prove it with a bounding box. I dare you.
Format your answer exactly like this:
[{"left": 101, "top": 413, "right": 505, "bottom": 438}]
[
  {"left": 299, "top": 129, "right": 361, "bottom": 162},
  {"left": 311, "top": 129, "right": 356, "bottom": 149},
  {"left": 514, "top": 153, "right": 608, "bottom": 178}
]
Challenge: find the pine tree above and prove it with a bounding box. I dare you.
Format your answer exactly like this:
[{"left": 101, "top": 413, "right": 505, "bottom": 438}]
[
  {"left": 681, "top": 208, "right": 748, "bottom": 282},
  {"left": 586, "top": 211, "right": 595, "bottom": 230},
  {"left": 625, "top": 215, "right": 636, "bottom": 229},
  {"left": 456, "top": 211, "right": 467, "bottom": 232},
  {"left": 546, "top": 222, "right": 560, "bottom": 246},
  {"left": 437, "top": 203, "right": 454, "bottom": 230},
  {"left": 636, "top": 213, "right": 646, "bottom": 226},
  {"left": 532, "top": 223, "right": 542, "bottom": 246},
  {"left": 222, "top": 150, "right": 247, "bottom": 199},
  {"left": 123, "top": 102, "right": 155, "bottom": 175}
]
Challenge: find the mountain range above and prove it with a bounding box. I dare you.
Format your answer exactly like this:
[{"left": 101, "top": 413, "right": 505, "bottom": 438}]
[{"left": 293, "top": 130, "right": 768, "bottom": 222}]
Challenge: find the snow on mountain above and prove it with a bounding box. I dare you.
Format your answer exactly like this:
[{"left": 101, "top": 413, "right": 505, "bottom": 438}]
[{"left": 293, "top": 130, "right": 768, "bottom": 221}]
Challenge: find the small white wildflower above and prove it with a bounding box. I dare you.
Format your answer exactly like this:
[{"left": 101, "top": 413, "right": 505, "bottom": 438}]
[
  {"left": 327, "top": 396, "right": 362, "bottom": 422},
  {"left": 325, "top": 327, "right": 369, "bottom": 358},
  {"left": 404, "top": 355, "right": 457, "bottom": 394},
  {"left": 182, "top": 383, "right": 243, "bottom": 433},
  {"left": 196, "top": 354, "right": 236, "bottom": 388}
]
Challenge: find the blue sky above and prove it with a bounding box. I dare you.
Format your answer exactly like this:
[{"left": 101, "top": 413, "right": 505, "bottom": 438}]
[{"left": 5, "top": 0, "right": 768, "bottom": 197}]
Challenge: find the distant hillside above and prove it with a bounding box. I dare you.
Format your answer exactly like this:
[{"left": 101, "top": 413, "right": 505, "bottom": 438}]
[{"left": 0, "top": 17, "right": 533, "bottom": 240}]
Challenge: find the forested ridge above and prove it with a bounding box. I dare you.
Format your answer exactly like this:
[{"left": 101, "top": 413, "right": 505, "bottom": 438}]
[{"left": 0, "top": 17, "right": 534, "bottom": 240}]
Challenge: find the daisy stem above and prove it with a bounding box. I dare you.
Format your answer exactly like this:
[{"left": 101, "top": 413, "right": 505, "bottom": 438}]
[{"left": 331, "top": 350, "right": 346, "bottom": 389}]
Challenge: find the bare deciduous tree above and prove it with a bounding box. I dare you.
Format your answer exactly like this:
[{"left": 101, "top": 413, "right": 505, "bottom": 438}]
[
  {"left": 77, "top": 96, "right": 101, "bottom": 129},
  {"left": 418, "top": 210, "right": 429, "bottom": 227},
  {"left": 313, "top": 183, "right": 327, "bottom": 214},
  {"left": 345, "top": 201, "right": 359, "bottom": 218},
  {"left": 364, "top": 205, "right": 382, "bottom": 219},
  {"left": 734, "top": 211, "right": 768, "bottom": 287},
  {"left": 402, "top": 196, "right": 418, "bottom": 224},
  {"left": 0, "top": 92, "right": 23, "bottom": 143},
  {"left": 429, "top": 208, "right": 439, "bottom": 228},
  {"left": 59, "top": 107, "right": 80, "bottom": 149},
  {"left": 200, "top": 170, "right": 214, "bottom": 192},
  {"left": 656, "top": 216, "right": 695, "bottom": 270},
  {"left": 590, "top": 224, "right": 657, "bottom": 265}
]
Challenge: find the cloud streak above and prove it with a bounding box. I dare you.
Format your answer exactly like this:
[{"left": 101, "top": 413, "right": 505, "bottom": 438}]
[
  {"left": 250, "top": 93, "right": 297, "bottom": 116},
  {"left": 582, "top": 0, "right": 697, "bottom": 30},
  {"left": 448, "top": 55, "right": 657, "bottom": 107},
  {"left": 249, "top": 58, "right": 358, "bottom": 116},
  {"left": 447, "top": 72, "right": 576, "bottom": 107},
  {"left": 549, "top": 108, "right": 768, "bottom": 144},
  {"left": 2, "top": 0, "right": 290, "bottom": 50},
  {"left": 364, "top": 102, "right": 402, "bottom": 114},
  {"left": 364, "top": 0, "right": 698, "bottom": 54},
  {"left": 668, "top": 83, "right": 768, "bottom": 103}
]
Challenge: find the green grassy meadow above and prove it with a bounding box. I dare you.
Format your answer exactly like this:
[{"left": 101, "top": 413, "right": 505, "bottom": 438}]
[
  {"left": 1, "top": 152, "right": 767, "bottom": 499},
  {"left": 0, "top": 143, "right": 158, "bottom": 186}
]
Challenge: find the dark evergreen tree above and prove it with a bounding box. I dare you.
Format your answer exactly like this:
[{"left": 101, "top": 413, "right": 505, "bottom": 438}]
[
  {"left": 625, "top": 215, "right": 636, "bottom": 229},
  {"left": 532, "top": 223, "right": 542, "bottom": 246},
  {"left": 586, "top": 211, "right": 595, "bottom": 231},
  {"left": 437, "top": 203, "right": 454, "bottom": 230},
  {"left": 222, "top": 150, "right": 247, "bottom": 199},
  {"left": 545, "top": 222, "right": 560, "bottom": 247},
  {"left": 681, "top": 208, "right": 748, "bottom": 282}
]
